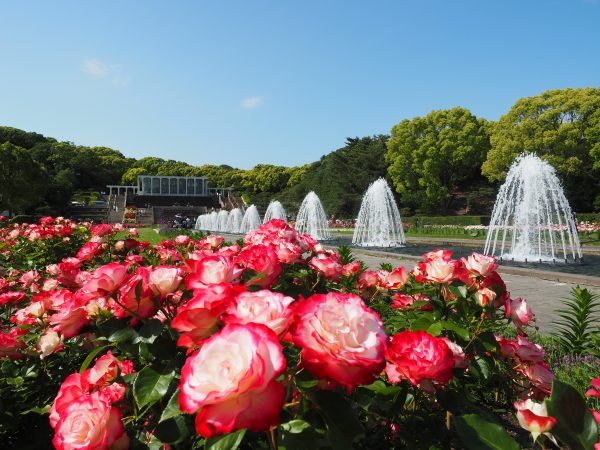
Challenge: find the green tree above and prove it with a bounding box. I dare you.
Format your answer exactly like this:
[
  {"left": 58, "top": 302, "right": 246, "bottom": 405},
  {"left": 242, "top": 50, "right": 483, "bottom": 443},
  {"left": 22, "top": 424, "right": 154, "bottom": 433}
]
[
  {"left": 0, "top": 142, "right": 46, "bottom": 215},
  {"left": 482, "top": 88, "right": 600, "bottom": 211},
  {"left": 279, "top": 136, "right": 389, "bottom": 217},
  {"left": 386, "top": 108, "right": 491, "bottom": 213}
]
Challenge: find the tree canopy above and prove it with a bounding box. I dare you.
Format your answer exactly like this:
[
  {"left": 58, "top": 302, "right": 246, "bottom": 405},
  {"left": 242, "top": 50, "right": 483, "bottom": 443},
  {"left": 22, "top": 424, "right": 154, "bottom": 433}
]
[
  {"left": 0, "top": 142, "right": 46, "bottom": 215},
  {"left": 386, "top": 108, "right": 491, "bottom": 213},
  {"left": 482, "top": 88, "right": 600, "bottom": 211}
]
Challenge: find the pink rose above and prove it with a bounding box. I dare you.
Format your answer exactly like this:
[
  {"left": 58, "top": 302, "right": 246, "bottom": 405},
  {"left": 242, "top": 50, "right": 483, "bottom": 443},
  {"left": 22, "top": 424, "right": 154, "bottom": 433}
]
[
  {"left": 236, "top": 244, "right": 282, "bottom": 288},
  {"left": 384, "top": 267, "right": 409, "bottom": 289},
  {"left": 462, "top": 252, "right": 498, "bottom": 277},
  {"left": 86, "top": 350, "right": 134, "bottom": 389},
  {"left": 309, "top": 254, "right": 342, "bottom": 281},
  {"left": 418, "top": 258, "right": 462, "bottom": 283},
  {"left": 0, "top": 329, "right": 25, "bottom": 359},
  {"left": 172, "top": 283, "right": 244, "bottom": 351},
  {"left": 520, "top": 363, "right": 553, "bottom": 395},
  {"left": 174, "top": 235, "right": 191, "bottom": 246},
  {"left": 185, "top": 255, "right": 243, "bottom": 289},
  {"left": 290, "top": 292, "right": 387, "bottom": 389},
  {"left": 115, "top": 267, "right": 156, "bottom": 319},
  {"left": 38, "top": 329, "right": 63, "bottom": 359},
  {"left": 82, "top": 263, "right": 129, "bottom": 296},
  {"left": 49, "top": 296, "right": 89, "bottom": 338},
  {"left": 422, "top": 249, "right": 453, "bottom": 261},
  {"left": 224, "top": 290, "right": 295, "bottom": 336},
  {"left": 386, "top": 330, "right": 455, "bottom": 391},
  {"left": 506, "top": 297, "right": 534, "bottom": 329},
  {"left": 0, "top": 291, "right": 26, "bottom": 306},
  {"left": 341, "top": 261, "right": 362, "bottom": 277},
  {"left": 514, "top": 399, "right": 556, "bottom": 442},
  {"left": 474, "top": 287, "right": 496, "bottom": 307},
  {"left": 179, "top": 323, "right": 286, "bottom": 437},
  {"left": 52, "top": 392, "right": 129, "bottom": 450},
  {"left": 586, "top": 377, "right": 600, "bottom": 399},
  {"left": 148, "top": 266, "right": 184, "bottom": 297},
  {"left": 49, "top": 372, "right": 91, "bottom": 427},
  {"left": 76, "top": 242, "right": 103, "bottom": 262}
]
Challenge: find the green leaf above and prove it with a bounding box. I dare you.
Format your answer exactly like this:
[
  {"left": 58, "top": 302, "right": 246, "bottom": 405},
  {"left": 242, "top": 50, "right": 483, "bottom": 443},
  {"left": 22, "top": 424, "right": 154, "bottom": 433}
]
[
  {"left": 154, "top": 415, "right": 192, "bottom": 445},
  {"left": 20, "top": 405, "right": 51, "bottom": 415},
  {"left": 440, "top": 321, "right": 470, "bottom": 340},
  {"left": 410, "top": 316, "right": 434, "bottom": 331},
  {"left": 427, "top": 321, "right": 443, "bottom": 336},
  {"left": 280, "top": 419, "right": 311, "bottom": 434},
  {"left": 160, "top": 390, "right": 182, "bottom": 422},
  {"left": 310, "top": 390, "right": 364, "bottom": 450},
  {"left": 205, "top": 429, "right": 246, "bottom": 450},
  {"left": 546, "top": 379, "right": 598, "bottom": 450},
  {"left": 454, "top": 414, "right": 519, "bottom": 450},
  {"left": 133, "top": 366, "right": 175, "bottom": 409},
  {"left": 135, "top": 319, "right": 164, "bottom": 344},
  {"left": 79, "top": 344, "right": 114, "bottom": 374}
]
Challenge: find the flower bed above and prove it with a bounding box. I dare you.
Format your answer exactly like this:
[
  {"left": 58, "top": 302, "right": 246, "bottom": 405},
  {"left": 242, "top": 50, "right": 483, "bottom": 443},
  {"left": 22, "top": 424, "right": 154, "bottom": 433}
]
[{"left": 0, "top": 216, "right": 598, "bottom": 449}]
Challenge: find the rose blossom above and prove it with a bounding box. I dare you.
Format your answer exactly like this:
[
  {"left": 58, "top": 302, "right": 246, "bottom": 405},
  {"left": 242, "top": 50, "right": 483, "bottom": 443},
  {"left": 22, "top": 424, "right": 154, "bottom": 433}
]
[
  {"left": 384, "top": 267, "right": 409, "bottom": 289},
  {"left": 114, "top": 267, "right": 156, "bottom": 319},
  {"left": 172, "top": 283, "right": 244, "bottom": 351},
  {"left": 223, "top": 290, "right": 295, "bottom": 336},
  {"left": 290, "top": 292, "right": 387, "bottom": 389},
  {"left": 148, "top": 265, "right": 184, "bottom": 297},
  {"left": 82, "top": 263, "right": 129, "bottom": 296},
  {"left": 174, "top": 234, "right": 191, "bottom": 246},
  {"left": 235, "top": 244, "right": 282, "bottom": 288},
  {"left": 514, "top": 398, "right": 556, "bottom": 442},
  {"left": 341, "top": 261, "right": 362, "bottom": 277},
  {"left": 52, "top": 392, "right": 129, "bottom": 450},
  {"left": 309, "top": 254, "right": 342, "bottom": 281},
  {"left": 386, "top": 330, "right": 456, "bottom": 391},
  {"left": 179, "top": 323, "right": 286, "bottom": 437},
  {"left": 506, "top": 297, "right": 534, "bottom": 329},
  {"left": 462, "top": 252, "right": 498, "bottom": 277},
  {"left": 418, "top": 258, "right": 461, "bottom": 283},
  {"left": 185, "top": 255, "right": 243, "bottom": 289},
  {"left": 38, "top": 329, "right": 64, "bottom": 359}
]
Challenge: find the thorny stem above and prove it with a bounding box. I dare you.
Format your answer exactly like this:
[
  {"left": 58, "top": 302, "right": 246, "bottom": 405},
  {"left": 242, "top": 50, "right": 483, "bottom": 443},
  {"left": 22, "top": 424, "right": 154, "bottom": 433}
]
[
  {"left": 464, "top": 313, "right": 486, "bottom": 351},
  {"left": 268, "top": 427, "right": 277, "bottom": 450}
]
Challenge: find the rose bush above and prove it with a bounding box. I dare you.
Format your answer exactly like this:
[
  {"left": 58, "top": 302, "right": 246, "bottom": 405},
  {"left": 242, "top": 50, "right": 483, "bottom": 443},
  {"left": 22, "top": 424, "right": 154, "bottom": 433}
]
[{"left": 0, "top": 216, "right": 598, "bottom": 449}]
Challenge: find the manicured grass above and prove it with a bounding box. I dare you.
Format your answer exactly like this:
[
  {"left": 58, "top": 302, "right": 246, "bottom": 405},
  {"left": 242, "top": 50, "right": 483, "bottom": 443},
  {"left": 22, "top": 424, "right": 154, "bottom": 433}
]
[{"left": 115, "top": 227, "right": 167, "bottom": 245}]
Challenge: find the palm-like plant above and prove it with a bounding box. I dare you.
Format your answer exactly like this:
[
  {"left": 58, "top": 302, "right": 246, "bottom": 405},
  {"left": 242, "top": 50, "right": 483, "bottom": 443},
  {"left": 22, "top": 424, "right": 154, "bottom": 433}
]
[{"left": 551, "top": 287, "right": 600, "bottom": 355}]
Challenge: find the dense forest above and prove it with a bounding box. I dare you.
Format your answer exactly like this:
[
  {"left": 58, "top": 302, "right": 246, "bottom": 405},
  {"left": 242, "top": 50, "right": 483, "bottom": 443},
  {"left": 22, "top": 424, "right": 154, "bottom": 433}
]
[{"left": 1, "top": 87, "right": 599, "bottom": 217}]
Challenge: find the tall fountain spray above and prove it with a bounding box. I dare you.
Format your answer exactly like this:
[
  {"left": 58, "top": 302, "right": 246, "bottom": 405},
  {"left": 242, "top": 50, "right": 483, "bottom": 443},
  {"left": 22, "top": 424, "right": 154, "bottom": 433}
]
[
  {"left": 484, "top": 154, "right": 582, "bottom": 262},
  {"left": 240, "top": 205, "right": 262, "bottom": 233},
  {"left": 352, "top": 178, "right": 405, "bottom": 247},
  {"left": 263, "top": 201, "right": 287, "bottom": 223},
  {"left": 227, "top": 208, "right": 243, "bottom": 233},
  {"left": 217, "top": 210, "right": 229, "bottom": 232},
  {"left": 295, "top": 192, "right": 331, "bottom": 240}
]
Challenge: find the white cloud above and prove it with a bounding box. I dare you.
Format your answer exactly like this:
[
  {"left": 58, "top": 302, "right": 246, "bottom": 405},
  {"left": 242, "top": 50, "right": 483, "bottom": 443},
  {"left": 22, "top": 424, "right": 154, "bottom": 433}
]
[
  {"left": 241, "top": 96, "right": 263, "bottom": 109},
  {"left": 81, "top": 58, "right": 109, "bottom": 78}
]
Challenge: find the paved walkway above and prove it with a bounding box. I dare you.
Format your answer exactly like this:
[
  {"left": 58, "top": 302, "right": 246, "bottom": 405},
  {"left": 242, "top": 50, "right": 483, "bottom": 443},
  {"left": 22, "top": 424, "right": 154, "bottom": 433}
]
[
  {"left": 403, "top": 236, "right": 600, "bottom": 254},
  {"left": 350, "top": 247, "right": 600, "bottom": 335}
]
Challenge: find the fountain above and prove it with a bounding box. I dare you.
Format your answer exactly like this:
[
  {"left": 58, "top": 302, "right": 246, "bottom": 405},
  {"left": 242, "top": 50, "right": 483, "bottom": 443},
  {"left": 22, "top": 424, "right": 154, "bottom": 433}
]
[
  {"left": 484, "top": 154, "right": 582, "bottom": 262},
  {"left": 352, "top": 178, "right": 405, "bottom": 247},
  {"left": 295, "top": 192, "right": 331, "bottom": 240},
  {"left": 263, "top": 200, "right": 287, "bottom": 223},
  {"left": 227, "top": 208, "right": 243, "bottom": 233},
  {"left": 217, "top": 210, "right": 229, "bottom": 232},
  {"left": 240, "top": 205, "right": 262, "bottom": 233}
]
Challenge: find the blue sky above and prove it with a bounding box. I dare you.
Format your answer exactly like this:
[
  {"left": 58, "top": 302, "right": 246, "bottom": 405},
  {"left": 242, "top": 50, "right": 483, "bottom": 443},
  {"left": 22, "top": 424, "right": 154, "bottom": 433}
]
[{"left": 1, "top": 0, "right": 599, "bottom": 169}]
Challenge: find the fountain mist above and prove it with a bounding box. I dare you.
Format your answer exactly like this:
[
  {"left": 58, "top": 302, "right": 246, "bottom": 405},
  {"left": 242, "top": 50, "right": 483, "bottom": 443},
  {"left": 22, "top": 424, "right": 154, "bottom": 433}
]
[
  {"left": 484, "top": 154, "right": 582, "bottom": 262},
  {"left": 295, "top": 192, "right": 331, "bottom": 240},
  {"left": 352, "top": 178, "right": 405, "bottom": 247}
]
